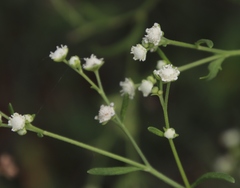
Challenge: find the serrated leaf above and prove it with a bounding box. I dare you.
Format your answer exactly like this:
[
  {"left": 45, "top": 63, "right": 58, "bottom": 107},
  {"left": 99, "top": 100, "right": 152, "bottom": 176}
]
[
  {"left": 148, "top": 126, "right": 164, "bottom": 137},
  {"left": 200, "top": 58, "right": 225, "bottom": 80},
  {"left": 120, "top": 94, "right": 129, "bottom": 122},
  {"left": 87, "top": 166, "right": 141, "bottom": 176},
  {"left": 195, "top": 39, "right": 214, "bottom": 48},
  {"left": 191, "top": 172, "right": 235, "bottom": 188}
]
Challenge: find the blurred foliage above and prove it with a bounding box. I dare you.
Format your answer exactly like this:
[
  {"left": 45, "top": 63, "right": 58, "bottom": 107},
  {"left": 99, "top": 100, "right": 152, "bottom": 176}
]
[{"left": 1, "top": 0, "right": 240, "bottom": 187}]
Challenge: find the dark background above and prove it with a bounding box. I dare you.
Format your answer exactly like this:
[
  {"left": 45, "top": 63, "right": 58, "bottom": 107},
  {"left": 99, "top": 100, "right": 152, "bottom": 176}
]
[{"left": 0, "top": 0, "right": 240, "bottom": 187}]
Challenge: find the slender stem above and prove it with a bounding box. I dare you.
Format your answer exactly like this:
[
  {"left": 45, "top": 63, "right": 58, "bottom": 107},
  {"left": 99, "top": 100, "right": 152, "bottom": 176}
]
[
  {"left": 159, "top": 95, "right": 170, "bottom": 129},
  {"left": 165, "top": 38, "right": 226, "bottom": 54},
  {"left": 157, "top": 48, "right": 171, "bottom": 64},
  {"left": 169, "top": 139, "right": 191, "bottom": 188},
  {"left": 94, "top": 70, "right": 110, "bottom": 104},
  {"left": 0, "top": 111, "right": 9, "bottom": 120},
  {"left": 26, "top": 123, "right": 183, "bottom": 188},
  {"left": 158, "top": 83, "right": 190, "bottom": 187},
  {"left": 0, "top": 109, "right": 184, "bottom": 188},
  {"left": 149, "top": 168, "right": 185, "bottom": 188},
  {"left": 178, "top": 54, "right": 224, "bottom": 72},
  {"left": 116, "top": 116, "right": 151, "bottom": 167},
  {"left": 165, "top": 83, "right": 171, "bottom": 111}
]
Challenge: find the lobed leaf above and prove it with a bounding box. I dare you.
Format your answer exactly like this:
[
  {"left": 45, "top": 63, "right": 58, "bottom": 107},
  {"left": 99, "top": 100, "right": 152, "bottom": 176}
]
[
  {"left": 87, "top": 166, "right": 141, "bottom": 176},
  {"left": 191, "top": 172, "right": 235, "bottom": 188},
  {"left": 195, "top": 39, "right": 214, "bottom": 48},
  {"left": 200, "top": 58, "right": 225, "bottom": 80},
  {"left": 148, "top": 126, "right": 164, "bottom": 137}
]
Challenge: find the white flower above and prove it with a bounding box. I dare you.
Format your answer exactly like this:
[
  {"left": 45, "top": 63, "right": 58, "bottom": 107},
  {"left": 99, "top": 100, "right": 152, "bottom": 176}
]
[
  {"left": 154, "top": 64, "right": 180, "bottom": 82},
  {"left": 131, "top": 44, "right": 147, "bottom": 61},
  {"left": 221, "top": 128, "right": 240, "bottom": 148},
  {"left": 49, "top": 45, "right": 68, "bottom": 62},
  {"left": 120, "top": 78, "right": 135, "bottom": 99},
  {"left": 213, "top": 154, "right": 235, "bottom": 173},
  {"left": 138, "top": 80, "right": 153, "bottom": 97},
  {"left": 164, "top": 128, "right": 177, "bottom": 139},
  {"left": 95, "top": 103, "right": 115, "bottom": 124},
  {"left": 69, "top": 56, "right": 81, "bottom": 69},
  {"left": 156, "top": 60, "right": 167, "bottom": 69},
  {"left": 143, "top": 23, "right": 163, "bottom": 46},
  {"left": 8, "top": 113, "right": 26, "bottom": 132},
  {"left": 83, "top": 54, "right": 104, "bottom": 71}
]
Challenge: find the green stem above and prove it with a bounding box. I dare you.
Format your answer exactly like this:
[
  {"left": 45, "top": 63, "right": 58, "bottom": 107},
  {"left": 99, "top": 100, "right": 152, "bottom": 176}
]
[
  {"left": 116, "top": 116, "right": 151, "bottom": 167},
  {"left": 165, "top": 83, "right": 171, "bottom": 111},
  {"left": 26, "top": 123, "right": 184, "bottom": 188},
  {"left": 178, "top": 54, "right": 224, "bottom": 72},
  {"left": 164, "top": 38, "right": 226, "bottom": 54},
  {"left": 158, "top": 83, "right": 190, "bottom": 187},
  {"left": 94, "top": 70, "right": 110, "bottom": 105},
  {"left": 157, "top": 48, "right": 171, "bottom": 64},
  {"left": 0, "top": 111, "right": 10, "bottom": 120},
  {"left": 169, "top": 139, "right": 191, "bottom": 188}
]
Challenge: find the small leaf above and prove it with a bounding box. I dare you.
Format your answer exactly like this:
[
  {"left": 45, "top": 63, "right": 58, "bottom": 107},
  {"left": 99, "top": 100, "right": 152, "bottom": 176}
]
[
  {"left": 120, "top": 94, "right": 129, "bottom": 122},
  {"left": 191, "top": 172, "right": 235, "bottom": 188},
  {"left": 37, "top": 133, "right": 44, "bottom": 138},
  {"left": 87, "top": 166, "right": 141, "bottom": 176},
  {"left": 8, "top": 103, "right": 14, "bottom": 115},
  {"left": 200, "top": 58, "right": 225, "bottom": 80},
  {"left": 148, "top": 126, "right": 164, "bottom": 137},
  {"left": 195, "top": 39, "right": 214, "bottom": 48}
]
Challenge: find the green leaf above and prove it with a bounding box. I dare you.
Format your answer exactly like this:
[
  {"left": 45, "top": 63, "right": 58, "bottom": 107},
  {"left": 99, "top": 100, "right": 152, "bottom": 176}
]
[
  {"left": 147, "top": 126, "right": 164, "bottom": 137},
  {"left": 8, "top": 103, "right": 14, "bottom": 115},
  {"left": 191, "top": 172, "right": 235, "bottom": 188},
  {"left": 195, "top": 39, "right": 214, "bottom": 48},
  {"left": 200, "top": 58, "right": 225, "bottom": 80},
  {"left": 87, "top": 166, "right": 141, "bottom": 176},
  {"left": 120, "top": 94, "right": 129, "bottom": 122}
]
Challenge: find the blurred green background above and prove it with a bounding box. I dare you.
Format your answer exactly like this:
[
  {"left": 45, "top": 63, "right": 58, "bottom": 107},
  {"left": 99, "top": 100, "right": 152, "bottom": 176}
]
[{"left": 1, "top": 0, "right": 240, "bottom": 187}]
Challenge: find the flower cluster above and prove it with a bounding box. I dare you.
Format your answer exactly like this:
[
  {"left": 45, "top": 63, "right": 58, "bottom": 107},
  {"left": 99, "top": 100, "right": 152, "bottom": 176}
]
[
  {"left": 138, "top": 80, "right": 153, "bottom": 97},
  {"left": 143, "top": 23, "right": 163, "bottom": 46},
  {"left": 120, "top": 78, "right": 135, "bottom": 99},
  {"left": 130, "top": 44, "right": 147, "bottom": 61},
  {"left": 8, "top": 113, "right": 27, "bottom": 135},
  {"left": 50, "top": 46, "right": 105, "bottom": 71},
  {"left": 154, "top": 64, "right": 180, "bottom": 82},
  {"left": 83, "top": 54, "right": 104, "bottom": 71},
  {"left": 131, "top": 23, "right": 163, "bottom": 62},
  {"left": 95, "top": 103, "right": 115, "bottom": 124},
  {"left": 49, "top": 45, "right": 68, "bottom": 62},
  {"left": 164, "top": 128, "right": 177, "bottom": 139}
]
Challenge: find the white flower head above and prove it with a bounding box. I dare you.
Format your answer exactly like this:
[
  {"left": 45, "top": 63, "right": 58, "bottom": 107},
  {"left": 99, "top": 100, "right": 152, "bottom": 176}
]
[
  {"left": 8, "top": 113, "right": 26, "bottom": 132},
  {"left": 154, "top": 64, "right": 180, "bottom": 82},
  {"left": 156, "top": 60, "right": 167, "bottom": 70},
  {"left": 83, "top": 54, "right": 104, "bottom": 71},
  {"left": 164, "top": 128, "right": 177, "bottom": 139},
  {"left": 138, "top": 80, "right": 153, "bottom": 97},
  {"left": 131, "top": 44, "right": 147, "bottom": 61},
  {"left": 143, "top": 23, "right": 163, "bottom": 46},
  {"left": 69, "top": 56, "right": 81, "bottom": 69},
  {"left": 49, "top": 45, "right": 68, "bottom": 62},
  {"left": 120, "top": 78, "right": 135, "bottom": 99},
  {"left": 95, "top": 103, "right": 115, "bottom": 124},
  {"left": 213, "top": 154, "right": 235, "bottom": 173},
  {"left": 221, "top": 128, "right": 240, "bottom": 148}
]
